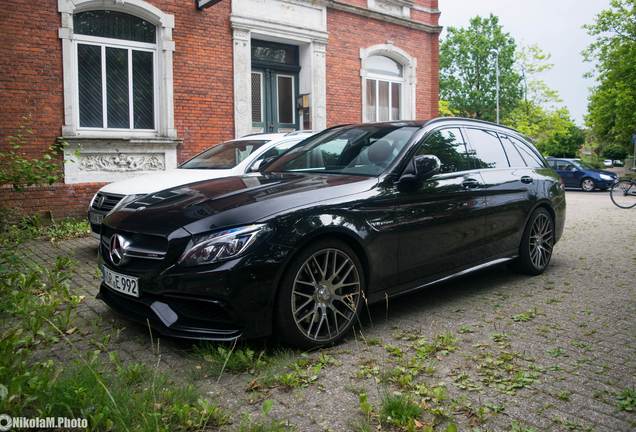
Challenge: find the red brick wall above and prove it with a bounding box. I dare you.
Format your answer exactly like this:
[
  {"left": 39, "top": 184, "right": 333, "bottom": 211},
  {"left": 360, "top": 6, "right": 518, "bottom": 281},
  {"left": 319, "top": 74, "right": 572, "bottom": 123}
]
[
  {"left": 0, "top": 0, "right": 235, "bottom": 217},
  {"left": 0, "top": 0, "right": 439, "bottom": 218},
  {"left": 325, "top": 7, "right": 439, "bottom": 126},
  {"left": 0, "top": 183, "right": 105, "bottom": 218}
]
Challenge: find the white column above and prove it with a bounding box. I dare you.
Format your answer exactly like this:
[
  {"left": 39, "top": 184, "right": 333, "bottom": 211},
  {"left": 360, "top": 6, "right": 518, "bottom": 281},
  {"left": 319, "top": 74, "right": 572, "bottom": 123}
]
[
  {"left": 311, "top": 41, "right": 327, "bottom": 131},
  {"left": 233, "top": 28, "right": 252, "bottom": 138}
]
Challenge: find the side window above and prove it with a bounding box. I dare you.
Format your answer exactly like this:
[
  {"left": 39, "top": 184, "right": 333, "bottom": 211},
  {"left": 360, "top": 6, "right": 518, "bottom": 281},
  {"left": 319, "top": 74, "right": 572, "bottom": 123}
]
[
  {"left": 509, "top": 136, "right": 545, "bottom": 168},
  {"left": 498, "top": 135, "right": 527, "bottom": 167},
  {"left": 465, "top": 128, "right": 509, "bottom": 169},
  {"left": 417, "top": 128, "right": 472, "bottom": 173}
]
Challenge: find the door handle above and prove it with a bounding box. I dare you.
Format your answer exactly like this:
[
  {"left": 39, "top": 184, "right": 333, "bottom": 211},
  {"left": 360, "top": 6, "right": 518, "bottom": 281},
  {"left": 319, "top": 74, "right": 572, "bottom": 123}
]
[
  {"left": 520, "top": 176, "right": 533, "bottom": 184},
  {"left": 462, "top": 178, "right": 480, "bottom": 189}
]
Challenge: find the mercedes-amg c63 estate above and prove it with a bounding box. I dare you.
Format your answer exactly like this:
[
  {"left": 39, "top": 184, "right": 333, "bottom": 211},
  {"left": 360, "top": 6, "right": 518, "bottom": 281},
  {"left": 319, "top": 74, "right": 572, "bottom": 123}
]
[{"left": 97, "top": 118, "right": 565, "bottom": 348}]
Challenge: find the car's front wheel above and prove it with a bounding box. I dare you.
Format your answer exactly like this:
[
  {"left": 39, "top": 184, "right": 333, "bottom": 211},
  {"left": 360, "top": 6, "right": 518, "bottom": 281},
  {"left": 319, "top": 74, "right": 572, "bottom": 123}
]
[
  {"left": 275, "top": 239, "right": 364, "bottom": 348},
  {"left": 512, "top": 208, "right": 555, "bottom": 275},
  {"left": 580, "top": 177, "right": 596, "bottom": 192}
]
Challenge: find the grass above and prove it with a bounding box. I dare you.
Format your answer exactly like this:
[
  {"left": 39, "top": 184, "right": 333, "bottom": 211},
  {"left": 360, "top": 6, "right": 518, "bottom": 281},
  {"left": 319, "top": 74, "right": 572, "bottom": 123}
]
[
  {"left": 512, "top": 308, "right": 539, "bottom": 322},
  {"left": 379, "top": 393, "right": 422, "bottom": 428},
  {"left": 617, "top": 388, "right": 636, "bottom": 412},
  {"left": 249, "top": 353, "right": 336, "bottom": 391},
  {"left": 193, "top": 343, "right": 273, "bottom": 376},
  {"left": 238, "top": 400, "right": 292, "bottom": 432},
  {"left": 0, "top": 216, "right": 229, "bottom": 431},
  {"left": 414, "top": 332, "right": 458, "bottom": 359},
  {"left": 0, "top": 213, "right": 90, "bottom": 246}
]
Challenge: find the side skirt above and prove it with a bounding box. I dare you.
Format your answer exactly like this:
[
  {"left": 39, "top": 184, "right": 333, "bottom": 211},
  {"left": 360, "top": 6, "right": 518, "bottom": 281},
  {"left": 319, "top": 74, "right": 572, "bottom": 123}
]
[{"left": 371, "top": 256, "right": 518, "bottom": 303}]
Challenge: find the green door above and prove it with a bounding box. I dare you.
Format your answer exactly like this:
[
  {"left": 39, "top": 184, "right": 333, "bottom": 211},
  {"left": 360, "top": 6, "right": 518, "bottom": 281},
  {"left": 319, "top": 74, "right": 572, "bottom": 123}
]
[{"left": 251, "top": 40, "right": 300, "bottom": 133}]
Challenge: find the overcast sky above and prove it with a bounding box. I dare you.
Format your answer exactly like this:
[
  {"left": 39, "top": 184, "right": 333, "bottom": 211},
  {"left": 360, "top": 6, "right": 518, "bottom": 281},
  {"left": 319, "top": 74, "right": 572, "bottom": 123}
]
[{"left": 439, "top": 0, "right": 610, "bottom": 125}]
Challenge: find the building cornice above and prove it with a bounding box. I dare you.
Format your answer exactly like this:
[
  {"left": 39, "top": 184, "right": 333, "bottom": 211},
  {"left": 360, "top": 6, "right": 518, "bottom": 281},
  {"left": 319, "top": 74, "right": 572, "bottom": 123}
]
[{"left": 323, "top": 1, "right": 442, "bottom": 33}]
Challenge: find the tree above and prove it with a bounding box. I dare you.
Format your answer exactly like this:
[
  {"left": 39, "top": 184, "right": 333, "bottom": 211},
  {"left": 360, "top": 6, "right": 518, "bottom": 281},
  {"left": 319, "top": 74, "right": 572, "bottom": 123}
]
[
  {"left": 440, "top": 14, "right": 522, "bottom": 122},
  {"left": 584, "top": 0, "right": 636, "bottom": 153},
  {"left": 506, "top": 104, "right": 584, "bottom": 157},
  {"left": 516, "top": 44, "right": 561, "bottom": 110},
  {"left": 602, "top": 144, "right": 628, "bottom": 161}
]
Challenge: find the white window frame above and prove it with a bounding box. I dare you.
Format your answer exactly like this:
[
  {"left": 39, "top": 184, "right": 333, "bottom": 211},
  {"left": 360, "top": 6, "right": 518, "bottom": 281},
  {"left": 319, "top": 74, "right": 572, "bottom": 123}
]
[
  {"left": 360, "top": 44, "right": 417, "bottom": 123},
  {"left": 74, "top": 34, "right": 158, "bottom": 133},
  {"left": 58, "top": 0, "right": 176, "bottom": 139},
  {"left": 364, "top": 74, "right": 404, "bottom": 122}
]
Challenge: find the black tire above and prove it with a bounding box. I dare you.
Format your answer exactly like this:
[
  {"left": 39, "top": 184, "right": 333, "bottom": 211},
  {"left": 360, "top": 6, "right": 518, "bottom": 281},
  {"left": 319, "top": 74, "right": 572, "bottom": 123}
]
[
  {"left": 580, "top": 177, "right": 596, "bottom": 192},
  {"left": 275, "top": 238, "right": 365, "bottom": 349},
  {"left": 511, "top": 208, "right": 555, "bottom": 275}
]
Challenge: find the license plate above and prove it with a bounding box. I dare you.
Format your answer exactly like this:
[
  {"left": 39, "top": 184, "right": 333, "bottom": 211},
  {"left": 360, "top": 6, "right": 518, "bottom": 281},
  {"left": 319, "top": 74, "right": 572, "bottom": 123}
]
[
  {"left": 103, "top": 266, "right": 139, "bottom": 297},
  {"left": 89, "top": 212, "right": 104, "bottom": 225}
]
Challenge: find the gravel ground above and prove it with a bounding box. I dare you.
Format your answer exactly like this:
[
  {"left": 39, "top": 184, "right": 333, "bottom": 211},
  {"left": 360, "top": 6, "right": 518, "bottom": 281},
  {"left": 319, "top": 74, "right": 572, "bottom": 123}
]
[{"left": 24, "top": 191, "right": 636, "bottom": 431}]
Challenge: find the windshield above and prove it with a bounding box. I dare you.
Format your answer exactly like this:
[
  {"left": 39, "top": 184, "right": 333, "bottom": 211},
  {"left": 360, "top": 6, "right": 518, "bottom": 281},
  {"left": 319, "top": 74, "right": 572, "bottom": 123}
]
[
  {"left": 180, "top": 140, "right": 269, "bottom": 169},
  {"left": 265, "top": 125, "right": 420, "bottom": 176}
]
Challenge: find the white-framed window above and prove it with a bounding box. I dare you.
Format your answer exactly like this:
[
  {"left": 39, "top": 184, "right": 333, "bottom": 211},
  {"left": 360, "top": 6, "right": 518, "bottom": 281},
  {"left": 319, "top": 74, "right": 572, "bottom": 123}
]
[
  {"left": 360, "top": 44, "right": 416, "bottom": 123},
  {"left": 363, "top": 55, "right": 403, "bottom": 122},
  {"left": 58, "top": 0, "right": 176, "bottom": 139},
  {"left": 73, "top": 10, "right": 157, "bottom": 132}
]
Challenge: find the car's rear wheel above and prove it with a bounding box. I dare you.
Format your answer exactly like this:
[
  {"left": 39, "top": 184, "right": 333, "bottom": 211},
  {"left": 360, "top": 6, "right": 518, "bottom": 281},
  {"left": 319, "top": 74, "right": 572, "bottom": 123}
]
[
  {"left": 275, "top": 239, "right": 364, "bottom": 348},
  {"left": 512, "top": 208, "right": 555, "bottom": 275},
  {"left": 580, "top": 177, "right": 596, "bottom": 192}
]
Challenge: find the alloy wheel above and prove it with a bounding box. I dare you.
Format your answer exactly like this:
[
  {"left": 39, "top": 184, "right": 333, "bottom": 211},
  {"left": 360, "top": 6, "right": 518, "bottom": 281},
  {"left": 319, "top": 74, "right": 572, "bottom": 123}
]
[
  {"left": 291, "top": 248, "right": 361, "bottom": 342},
  {"left": 528, "top": 213, "right": 554, "bottom": 270},
  {"left": 581, "top": 178, "right": 595, "bottom": 192}
]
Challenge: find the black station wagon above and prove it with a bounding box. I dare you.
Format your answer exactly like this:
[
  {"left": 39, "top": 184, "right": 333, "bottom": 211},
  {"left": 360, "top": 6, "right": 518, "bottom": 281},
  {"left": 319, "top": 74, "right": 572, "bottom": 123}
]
[{"left": 98, "top": 118, "right": 566, "bottom": 348}]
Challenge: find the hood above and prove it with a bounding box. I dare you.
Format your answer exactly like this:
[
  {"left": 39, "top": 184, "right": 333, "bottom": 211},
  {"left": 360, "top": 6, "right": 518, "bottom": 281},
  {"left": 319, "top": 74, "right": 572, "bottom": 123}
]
[
  {"left": 103, "top": 173, "right": 377, "bottom": 237},
  {"left": 99, "top": 168, "right": 234, "bottom": 195}
]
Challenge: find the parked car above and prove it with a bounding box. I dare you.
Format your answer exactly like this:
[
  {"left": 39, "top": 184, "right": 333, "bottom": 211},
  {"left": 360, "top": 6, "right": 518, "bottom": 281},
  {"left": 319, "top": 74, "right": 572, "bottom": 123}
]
[
  {"left": 613, "top": 160, "right": 624, "bottom": 167},
  {"left": 87, "top": 131, "right": 314, "bottom": 237},
  {"left": 97, "top": 119, "right": 566, "bottom": 347},
  {"left": 603, "top": 159, "right": 613, "bottom": 168},
  {"left": 546, "top": 157, "right": 618, "bottom": 191}
]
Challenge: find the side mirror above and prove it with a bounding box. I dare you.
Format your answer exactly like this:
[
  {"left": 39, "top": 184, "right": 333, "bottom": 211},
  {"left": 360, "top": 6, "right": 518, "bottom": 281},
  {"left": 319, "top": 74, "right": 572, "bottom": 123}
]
[{"left": 398, "top": 154, "right": 441, "bottom": 189}]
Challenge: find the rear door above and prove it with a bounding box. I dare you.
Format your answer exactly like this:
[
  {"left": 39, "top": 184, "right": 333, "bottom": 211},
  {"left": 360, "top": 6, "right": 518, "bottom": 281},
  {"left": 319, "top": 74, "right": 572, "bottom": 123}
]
[
  {"left": 393, "top": 127, "right": 488, "bottom": 285},
  {"left": 464, "top": 128, "right": 534, "bottom": 257}
]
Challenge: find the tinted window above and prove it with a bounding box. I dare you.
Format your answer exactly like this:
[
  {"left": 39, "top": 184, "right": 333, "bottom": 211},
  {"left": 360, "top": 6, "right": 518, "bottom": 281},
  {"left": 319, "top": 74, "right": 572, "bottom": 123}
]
[
  {"left": 180, "top": 140, "right": 269, "bottom": 169},
  {"left": 267, "top": 125, "right": 419, "bottom": 176},
  {"left": 253, "top": 139, "right": 301, "bottom": 165},
  {"left": 509, "top": 136, "right": 544, "bottom": 168},
  {"left": 499, "top": 135, "right": 527, "bottom": 167},
  {"left": 465, "top": 128, "right": 509, "bottom": 169},
  {"left": 417, "top": 128, "right": 472, "bottom": 173}
]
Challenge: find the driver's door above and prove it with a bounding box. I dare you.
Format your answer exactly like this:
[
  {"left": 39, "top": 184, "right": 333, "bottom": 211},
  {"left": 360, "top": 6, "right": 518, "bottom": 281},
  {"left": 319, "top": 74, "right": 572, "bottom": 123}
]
[
  {"left": 555, "top": 160, "right": 578, "bottom": 187},
  {"left": 392, "top": 128, "right": 488, "bottom": 286}
]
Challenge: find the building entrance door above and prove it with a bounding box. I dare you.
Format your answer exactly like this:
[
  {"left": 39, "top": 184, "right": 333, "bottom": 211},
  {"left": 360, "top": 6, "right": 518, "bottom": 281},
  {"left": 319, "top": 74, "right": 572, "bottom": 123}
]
[{"left": 251, "top": 40, "right": 299, "bottom": 133}]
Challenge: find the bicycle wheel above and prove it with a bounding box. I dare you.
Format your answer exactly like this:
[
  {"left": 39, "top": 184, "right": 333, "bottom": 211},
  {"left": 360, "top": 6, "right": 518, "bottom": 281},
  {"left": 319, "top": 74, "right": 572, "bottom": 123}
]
[{"left": 610, "top": 180, "right": 636, "bottom": 209}]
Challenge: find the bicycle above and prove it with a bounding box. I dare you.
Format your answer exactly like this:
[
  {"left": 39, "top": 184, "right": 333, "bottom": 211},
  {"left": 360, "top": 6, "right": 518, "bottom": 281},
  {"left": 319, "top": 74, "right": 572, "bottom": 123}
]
[{"left": 610, "top": 178, "right": 636, "bottom": 209}]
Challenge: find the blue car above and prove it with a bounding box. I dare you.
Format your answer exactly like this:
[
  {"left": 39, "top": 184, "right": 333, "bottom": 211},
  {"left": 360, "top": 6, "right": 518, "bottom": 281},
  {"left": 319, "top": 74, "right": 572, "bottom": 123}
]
[{"left": 547, "top": 158, "right": 618, "bottom": 192}]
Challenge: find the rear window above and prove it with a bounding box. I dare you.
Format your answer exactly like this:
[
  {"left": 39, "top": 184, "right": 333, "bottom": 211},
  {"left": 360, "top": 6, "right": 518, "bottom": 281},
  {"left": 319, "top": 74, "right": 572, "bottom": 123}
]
[
  {"left": 509, "top": 136, "right": 545, "bottom": 168},
  {"left": 499, "top": 135, "right": 527, "bottom": 167}
]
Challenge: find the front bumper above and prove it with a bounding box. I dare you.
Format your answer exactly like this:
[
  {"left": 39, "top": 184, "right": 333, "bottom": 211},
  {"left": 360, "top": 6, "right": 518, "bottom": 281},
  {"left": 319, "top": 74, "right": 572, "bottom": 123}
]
[
  {"left": 596, "top": 178, "right": 618, "bottom": 189},
  {"left": 96, "top": 240, "right": 293, "bottom": 341},
  {"left": 98, "top": 284, "right": 243, "bottom": 341}
]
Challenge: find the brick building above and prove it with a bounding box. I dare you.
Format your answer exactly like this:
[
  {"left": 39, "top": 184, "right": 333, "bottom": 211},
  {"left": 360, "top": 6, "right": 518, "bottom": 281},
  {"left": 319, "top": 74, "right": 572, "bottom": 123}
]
[{"left": 0, "top": 0, "right": 441, "bottom": 217}]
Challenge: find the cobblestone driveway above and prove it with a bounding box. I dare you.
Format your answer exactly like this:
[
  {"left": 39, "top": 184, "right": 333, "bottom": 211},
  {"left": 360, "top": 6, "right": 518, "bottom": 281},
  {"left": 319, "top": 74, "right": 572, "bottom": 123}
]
[{"left": 25, "top": 192, "right": 636, "bottom": 431}]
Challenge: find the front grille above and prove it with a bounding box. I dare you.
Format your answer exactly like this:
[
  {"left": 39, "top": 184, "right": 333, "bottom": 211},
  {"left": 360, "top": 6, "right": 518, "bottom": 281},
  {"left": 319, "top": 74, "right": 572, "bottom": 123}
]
[{"left": 92, "top": 192, "right": 124, "bottom": 212}]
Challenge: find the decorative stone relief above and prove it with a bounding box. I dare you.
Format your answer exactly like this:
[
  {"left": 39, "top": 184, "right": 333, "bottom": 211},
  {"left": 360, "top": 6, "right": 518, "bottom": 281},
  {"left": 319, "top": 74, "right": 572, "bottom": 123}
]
[
  {"left": 368, "top": 0, "right": 412, "bottom": 18},
  {"left": 79, "top": 153, "right": 165, "bottom": 172}
]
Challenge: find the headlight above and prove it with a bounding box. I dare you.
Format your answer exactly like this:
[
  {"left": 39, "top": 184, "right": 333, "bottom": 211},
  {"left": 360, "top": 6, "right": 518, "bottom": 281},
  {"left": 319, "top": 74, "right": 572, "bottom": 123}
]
[
  {"left": 599, "top": 174, "right": 613, "bottom": 181},
  {"left": 179, "top": 224, "right": 268, "bottom": 266},
  {"left": 109, "top": 194, "right": 144, "bottom": 214}
]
